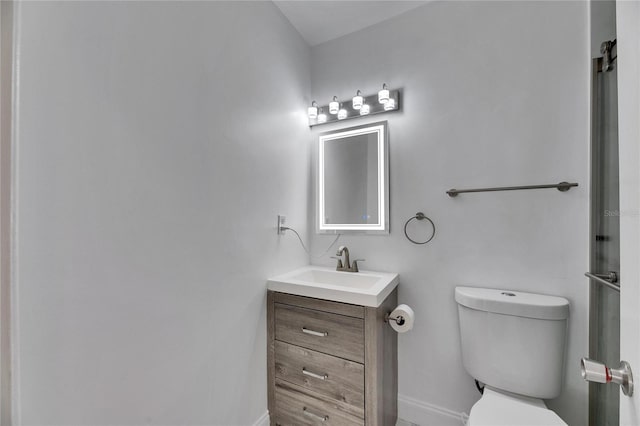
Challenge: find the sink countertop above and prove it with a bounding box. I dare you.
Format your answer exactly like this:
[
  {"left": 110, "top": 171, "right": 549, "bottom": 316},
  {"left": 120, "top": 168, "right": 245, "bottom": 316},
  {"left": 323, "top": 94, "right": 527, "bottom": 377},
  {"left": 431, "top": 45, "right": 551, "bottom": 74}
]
[{"left": 267, "top": 265, "right": 399, "bottom": 307}]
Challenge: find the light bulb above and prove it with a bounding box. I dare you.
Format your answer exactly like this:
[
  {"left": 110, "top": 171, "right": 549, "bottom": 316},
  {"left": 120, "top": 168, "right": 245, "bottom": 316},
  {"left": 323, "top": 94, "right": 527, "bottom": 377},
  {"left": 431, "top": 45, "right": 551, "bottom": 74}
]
[
  {"left": 329, "top": 96, "right": 339, "bottom": 115},
  {"left": 360, "top": 104, "right": 370, "bottom": 115},
  {"left": 307, "top": 101, "right": 318, "bottom": 119},
  {"left": 352, "top": 90, "right": 363, "bottom": 110},
  {"left": 378, "top": 83, "right": 389, "bottom": 104},
  {"left": 384, "top": 98, "right": 396, "bottom": 111},
  {"left": 338, "top": 107, "right": 347, "bottom": 120},
  {"left": 318, "top": 108, "right": 327, "bottom": 123}
]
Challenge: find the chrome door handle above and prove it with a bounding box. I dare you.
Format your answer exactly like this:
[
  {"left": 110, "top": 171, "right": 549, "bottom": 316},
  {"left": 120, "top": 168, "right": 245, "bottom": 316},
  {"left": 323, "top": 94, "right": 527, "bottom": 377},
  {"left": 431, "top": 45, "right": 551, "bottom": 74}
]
[
  {"left": 581, "top": 358, "right": 609, "bottom": 383},
  {"left": 303, "top": 407, "right": 328, "bottom": 422},
  {"left": 302, "top": 368, "right": 328, "bottom": 380},
  {"left": 581, "top": 358, "right": 634, "bottom": 396},
  {"left": 301, "top": 327, "right": 328, "bottom": 337},
  {"left": 585, "top": 271, "right": 620, "bottom": 292}
]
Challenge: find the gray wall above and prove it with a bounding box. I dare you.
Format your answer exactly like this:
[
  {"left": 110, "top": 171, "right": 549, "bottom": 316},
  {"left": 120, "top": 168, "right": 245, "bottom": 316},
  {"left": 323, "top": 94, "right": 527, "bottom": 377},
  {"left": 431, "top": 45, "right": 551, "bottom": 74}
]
[
  {"left": 12, "top": 2, "right": 310, "bottom": 424},
  {"left": 309, "top": 2, "right": 590, "bottom": 425},
  {"left": 0, "top": 2, "right": 14, "bottom": 424},
  {"left": 9, "top": 1, "right": 592, "bottom": 424}
]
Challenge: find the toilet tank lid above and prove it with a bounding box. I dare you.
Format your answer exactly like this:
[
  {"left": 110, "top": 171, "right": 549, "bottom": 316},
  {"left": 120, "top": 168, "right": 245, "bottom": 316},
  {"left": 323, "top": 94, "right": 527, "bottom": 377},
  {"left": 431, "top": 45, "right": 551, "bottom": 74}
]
[{"left": 455, "top": 287, "right": 569, "bottom": 320}]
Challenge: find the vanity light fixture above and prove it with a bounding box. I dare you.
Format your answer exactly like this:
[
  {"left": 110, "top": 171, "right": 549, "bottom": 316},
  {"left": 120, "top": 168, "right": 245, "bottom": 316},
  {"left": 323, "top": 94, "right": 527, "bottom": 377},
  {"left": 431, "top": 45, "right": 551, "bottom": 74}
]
[
  {"left": 329, "top": 96, "right": 340, "bottom": 115},
  {"left": 378, "top": 83, "right": 390, "bottom": 104},
  {"left": 307, "top": 85, "right": 399, "bottom": 127},
  {"left": 307, "top": 101, "right": 319, "bottom": 119},
  {"left": 337, "top": 105, "right": 348, "bottom": 120},
  {"left": 317, "top": 108, "right": 327, "bottom": 123},
  {"left": 352, "top": 90, "right": 363, "bottom": 110},
  {"left": 384, "top": 98, "right": 396, "bottom": 111}
]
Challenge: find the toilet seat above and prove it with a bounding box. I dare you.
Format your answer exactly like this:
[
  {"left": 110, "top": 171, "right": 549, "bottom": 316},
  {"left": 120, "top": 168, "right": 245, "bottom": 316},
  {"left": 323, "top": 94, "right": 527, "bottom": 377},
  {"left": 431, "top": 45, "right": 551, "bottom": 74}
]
[{"left": 467, "top": 388, "right": 567, "bottom": 426}]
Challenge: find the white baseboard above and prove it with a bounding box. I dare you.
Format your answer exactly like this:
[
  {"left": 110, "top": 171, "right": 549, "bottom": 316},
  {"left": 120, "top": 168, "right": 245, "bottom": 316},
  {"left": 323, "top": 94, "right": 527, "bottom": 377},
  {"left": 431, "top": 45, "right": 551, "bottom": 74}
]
[
  {"left": 254, "top": 397, "right": 468, "bottom": 426},
  {"left": 398, "top": 394, "right": 468, "bottom": 426},
  {"left": 252, "top": 411, "right": 270, "bottom": 426}
]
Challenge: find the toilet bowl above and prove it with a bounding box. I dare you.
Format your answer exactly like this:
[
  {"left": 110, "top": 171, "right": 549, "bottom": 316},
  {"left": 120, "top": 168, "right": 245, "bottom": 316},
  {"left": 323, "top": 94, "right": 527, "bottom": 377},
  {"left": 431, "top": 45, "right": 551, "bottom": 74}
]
[
  {"left": 467, "top": 388, "right": 567, "bottom": 426},
  {"left": 455, "top": 286, "right": 570, "bottom": 426}
]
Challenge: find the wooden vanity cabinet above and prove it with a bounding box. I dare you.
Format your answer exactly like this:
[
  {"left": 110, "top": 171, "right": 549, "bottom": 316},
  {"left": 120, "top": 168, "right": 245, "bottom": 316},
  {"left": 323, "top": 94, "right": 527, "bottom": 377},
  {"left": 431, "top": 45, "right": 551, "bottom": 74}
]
[{"left": 267, "top": 289, "right": 398, "bottom": 426}]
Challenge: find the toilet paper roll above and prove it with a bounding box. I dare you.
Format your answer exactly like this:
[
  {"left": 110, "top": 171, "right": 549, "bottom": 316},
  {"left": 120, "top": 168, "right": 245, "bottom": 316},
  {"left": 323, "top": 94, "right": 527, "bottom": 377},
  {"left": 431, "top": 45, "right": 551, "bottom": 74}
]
[{"left": 388, "top": 304, "right": 415, "bottom": 333}]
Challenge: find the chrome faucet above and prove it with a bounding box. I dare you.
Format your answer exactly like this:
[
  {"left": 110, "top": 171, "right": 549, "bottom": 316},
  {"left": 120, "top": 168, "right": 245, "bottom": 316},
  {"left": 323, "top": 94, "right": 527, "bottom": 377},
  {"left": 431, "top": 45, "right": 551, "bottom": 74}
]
[{"left": 334, "top": 246, "right": 364, "bottom": 272}]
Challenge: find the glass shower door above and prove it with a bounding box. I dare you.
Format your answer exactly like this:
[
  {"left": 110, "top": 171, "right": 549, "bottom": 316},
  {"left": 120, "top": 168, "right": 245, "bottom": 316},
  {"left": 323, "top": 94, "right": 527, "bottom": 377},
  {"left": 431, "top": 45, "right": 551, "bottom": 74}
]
[{"left": 589, "top": 47, "right": 620, "bottom": 426}]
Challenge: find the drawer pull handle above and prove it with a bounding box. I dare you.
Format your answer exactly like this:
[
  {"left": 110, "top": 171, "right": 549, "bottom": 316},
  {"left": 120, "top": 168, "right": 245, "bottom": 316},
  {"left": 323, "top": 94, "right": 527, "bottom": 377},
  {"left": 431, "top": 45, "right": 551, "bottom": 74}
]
[
  {"left": 302, "top": 327, "right": 328, "bottom": 337},
  {"left": 303, "top": 407, "right": 328, "bottom": 422},
  {"left": 302, "top": 367, "right": 328, "bottom": 380}
]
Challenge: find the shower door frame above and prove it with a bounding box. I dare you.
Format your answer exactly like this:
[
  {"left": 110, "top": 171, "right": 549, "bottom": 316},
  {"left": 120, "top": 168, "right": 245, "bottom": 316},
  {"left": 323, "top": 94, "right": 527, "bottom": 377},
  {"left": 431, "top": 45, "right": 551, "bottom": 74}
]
[{"left": 588, "top": 52, "right": 621, "bottom": 426}]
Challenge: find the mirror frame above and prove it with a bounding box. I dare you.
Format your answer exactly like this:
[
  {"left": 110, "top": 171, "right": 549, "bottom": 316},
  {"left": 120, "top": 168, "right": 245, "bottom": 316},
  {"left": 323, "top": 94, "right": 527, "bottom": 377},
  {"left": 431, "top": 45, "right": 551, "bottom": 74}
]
[{"left": 317, "top": 121, "right": 389, "bottom": 234}]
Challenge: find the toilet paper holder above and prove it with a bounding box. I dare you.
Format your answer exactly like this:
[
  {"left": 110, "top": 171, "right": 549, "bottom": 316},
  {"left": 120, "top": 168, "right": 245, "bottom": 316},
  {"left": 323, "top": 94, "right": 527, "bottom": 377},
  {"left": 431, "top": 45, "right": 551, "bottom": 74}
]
[
  {"left": 385, "top": 304, "right": 415, "bottom": 333},
  {"left": 384, "top": 312, "right": 406, "bottom": 326}
]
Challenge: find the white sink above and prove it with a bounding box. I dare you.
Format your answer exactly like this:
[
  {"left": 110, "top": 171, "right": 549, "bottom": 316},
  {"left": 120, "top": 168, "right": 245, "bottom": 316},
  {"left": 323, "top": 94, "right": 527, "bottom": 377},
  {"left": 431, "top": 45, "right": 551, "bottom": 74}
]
[{"left": 267, "top": 266, "right": 399, "bottom": 307}]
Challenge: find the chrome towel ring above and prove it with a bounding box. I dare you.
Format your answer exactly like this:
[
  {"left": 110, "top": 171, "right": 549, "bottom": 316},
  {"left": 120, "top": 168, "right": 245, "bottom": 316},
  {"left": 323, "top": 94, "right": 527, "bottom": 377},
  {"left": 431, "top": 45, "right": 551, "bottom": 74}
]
[{"left": 404, "top": 212, "right": 435, "bottom": 245}]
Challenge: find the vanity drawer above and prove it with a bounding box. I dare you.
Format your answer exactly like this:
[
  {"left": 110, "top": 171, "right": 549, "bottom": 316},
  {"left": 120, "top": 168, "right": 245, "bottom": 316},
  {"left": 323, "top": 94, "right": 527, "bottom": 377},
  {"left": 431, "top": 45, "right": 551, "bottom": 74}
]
[
  {"left": 274, "top": 303, "right": 364, "bottom": 363},
  {"left": 273, "top": 292, "right": 365, "bottom": 319},
  {"left": 273, "top": 379, "right": 364, "bottom": 426},
  {"left": 275, "top": 341, "right": 364, "bottom": 410}
]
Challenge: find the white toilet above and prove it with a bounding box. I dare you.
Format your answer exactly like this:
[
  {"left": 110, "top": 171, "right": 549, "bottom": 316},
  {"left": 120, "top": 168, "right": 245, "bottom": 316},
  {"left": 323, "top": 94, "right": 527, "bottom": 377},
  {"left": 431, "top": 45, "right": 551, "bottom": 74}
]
[{"left": 455, "top": 286, "right": 570, "bottom": 426}]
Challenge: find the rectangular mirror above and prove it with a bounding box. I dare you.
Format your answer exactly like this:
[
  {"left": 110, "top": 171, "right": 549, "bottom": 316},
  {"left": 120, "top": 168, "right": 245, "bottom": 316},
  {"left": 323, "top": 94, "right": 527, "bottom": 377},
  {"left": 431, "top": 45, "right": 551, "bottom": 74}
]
[{"left": 318, "top": 121, "right": 389, "bottom": 233}]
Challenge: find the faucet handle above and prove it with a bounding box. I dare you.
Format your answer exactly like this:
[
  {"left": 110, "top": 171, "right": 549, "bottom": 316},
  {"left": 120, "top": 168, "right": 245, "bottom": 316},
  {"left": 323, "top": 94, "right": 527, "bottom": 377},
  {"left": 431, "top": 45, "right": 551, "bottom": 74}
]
[
  {"left": 330, "top": 256, "right": 343, "bottom": 269},
  {"left": 351, "top": 259, "right": 365, "bottom": 272}
]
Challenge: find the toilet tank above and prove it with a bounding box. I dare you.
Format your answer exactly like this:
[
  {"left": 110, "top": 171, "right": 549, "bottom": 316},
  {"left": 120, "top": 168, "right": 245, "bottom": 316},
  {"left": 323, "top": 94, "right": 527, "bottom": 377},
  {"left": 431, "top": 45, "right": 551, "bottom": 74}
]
[{"left": 455, "top": 287, "right": 569, "bottom": 399}]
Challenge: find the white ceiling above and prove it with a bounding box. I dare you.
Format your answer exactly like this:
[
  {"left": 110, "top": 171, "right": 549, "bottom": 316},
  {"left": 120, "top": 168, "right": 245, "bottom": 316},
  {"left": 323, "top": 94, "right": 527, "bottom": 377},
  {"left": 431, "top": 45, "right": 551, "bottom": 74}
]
[{"left": 273, "top": 1, "right": 430, "bottom": 46}]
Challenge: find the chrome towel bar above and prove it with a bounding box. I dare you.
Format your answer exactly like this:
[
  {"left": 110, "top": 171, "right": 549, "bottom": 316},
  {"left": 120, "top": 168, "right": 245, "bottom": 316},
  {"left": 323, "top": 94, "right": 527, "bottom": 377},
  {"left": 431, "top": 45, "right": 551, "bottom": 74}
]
[{"left": 446, "top": 181, "right": 578, "bottom": 197}]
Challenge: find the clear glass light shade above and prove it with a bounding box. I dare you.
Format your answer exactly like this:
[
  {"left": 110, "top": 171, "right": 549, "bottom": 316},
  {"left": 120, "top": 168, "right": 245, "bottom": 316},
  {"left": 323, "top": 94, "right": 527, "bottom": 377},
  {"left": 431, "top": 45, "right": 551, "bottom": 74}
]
[
  {"left": 384, "top": 98, "right": 396, "bottom": 111},
  {"left": 352, "top": 95, "right": 363, "bottom": 110},
  {"left": 378, "top": 88, "right": 390, "bottom": 104},
  {"left": 360, "top": 104, "right": 370, "bottom": 115},
  {"left": 329, "top": 101, "right": 339, "bottom": 115},
  {"left": 308, "top": 106, "right": 318, "bottom": 119},
  {"left": 318, "top": 112, "right": 327, "bottom": 123},
  {"left": 337, "top": 109, "right": 347, "bottom": 120}
]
